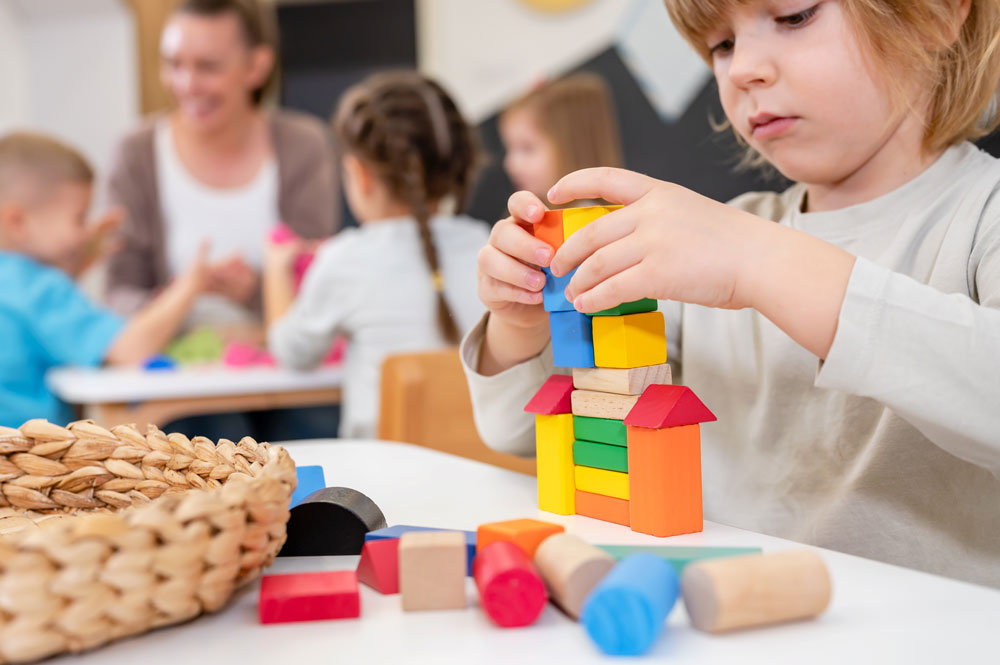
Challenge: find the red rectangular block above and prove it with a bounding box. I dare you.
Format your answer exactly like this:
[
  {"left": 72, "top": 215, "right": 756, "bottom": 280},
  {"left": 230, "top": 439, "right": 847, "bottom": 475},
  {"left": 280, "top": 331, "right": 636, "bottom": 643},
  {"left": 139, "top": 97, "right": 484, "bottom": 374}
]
[
  {"left": 575, "top": 490, "right": 630, "bottom": 527},
  {"left": 259, "top": 571, "right": 360, "bottom": 624}
]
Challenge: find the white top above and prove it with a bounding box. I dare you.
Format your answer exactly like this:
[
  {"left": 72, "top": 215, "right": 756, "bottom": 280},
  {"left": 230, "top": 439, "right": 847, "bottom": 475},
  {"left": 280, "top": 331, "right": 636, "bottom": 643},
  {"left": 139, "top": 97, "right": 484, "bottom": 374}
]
[
  {"left": 269, "top": 215, "right": 490, "bottom": 438},
  {"left": 41, "top": 441, "right": 1000, "bottom": 665},
  {"left": 462, "top": 142, "right": 1000, "bottom": 589},
  {"left": 155, "top": 120, "right": 280, "bottom": 326}
]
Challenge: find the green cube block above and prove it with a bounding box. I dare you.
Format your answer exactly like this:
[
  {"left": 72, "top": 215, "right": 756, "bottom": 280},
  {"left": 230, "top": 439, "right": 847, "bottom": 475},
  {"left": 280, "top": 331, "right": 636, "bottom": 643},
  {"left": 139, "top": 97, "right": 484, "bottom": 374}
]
[
  {"left": 573, "top": 416, "right": 627, "bottom": 447},
  {"left": 573, "top": 440, "right": 628, "bottom": 473},
  {"left": 595, "top": 545, "right": 763, "bottom": 575},
  {"left": 589, "top": 298, "right": 657, "bottom": 317}
]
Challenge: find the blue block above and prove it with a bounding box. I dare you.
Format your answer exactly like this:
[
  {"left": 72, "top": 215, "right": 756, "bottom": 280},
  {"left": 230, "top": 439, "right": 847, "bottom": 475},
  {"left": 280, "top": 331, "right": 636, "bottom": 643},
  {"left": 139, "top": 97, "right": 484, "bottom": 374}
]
[
  {"left": 143, "top": 354, "right": 176, "bottom": 371},
  {"left": 289, "top": 465, "right": 326, "bottom": 508},
  {"left": 581, "top": 554, "right": 679, "bottom": 656},
  {"left": 549, "top": 310, "right": 594, "bottom": 368},
  {"left": 366, "top": 525, "right": 477, "bottom": 575},
  {"left": 542, "top": 267, "right": 576, "bottom": 312}
]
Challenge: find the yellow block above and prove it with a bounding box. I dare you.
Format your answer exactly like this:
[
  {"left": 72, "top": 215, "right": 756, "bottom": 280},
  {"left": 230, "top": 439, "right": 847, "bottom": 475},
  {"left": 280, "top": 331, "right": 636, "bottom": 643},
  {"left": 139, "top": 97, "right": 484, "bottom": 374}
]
[
  {"left": 535, "top": 414, "right": 575, "bottom": 515},
  {"left": 562, "top": 205, "right": 623, "bottom": 240},
  {"left": 574, "top": 465, "right": 630, "bottom": 500},
  {"left": 592, "top": 311, "right": 667, "bottom": 369}
]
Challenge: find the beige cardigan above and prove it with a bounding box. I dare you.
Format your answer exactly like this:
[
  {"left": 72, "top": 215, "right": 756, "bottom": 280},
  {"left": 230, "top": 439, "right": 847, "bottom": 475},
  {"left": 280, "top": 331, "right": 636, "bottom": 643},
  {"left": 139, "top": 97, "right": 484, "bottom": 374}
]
[{"left": 105, "top": 110, "right": 341, "bottom": 314}]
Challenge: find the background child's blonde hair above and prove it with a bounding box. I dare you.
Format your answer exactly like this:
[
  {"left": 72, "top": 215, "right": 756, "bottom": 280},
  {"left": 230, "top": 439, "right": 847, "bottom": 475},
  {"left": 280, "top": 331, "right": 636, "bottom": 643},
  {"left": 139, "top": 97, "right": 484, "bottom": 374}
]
[
  {"left": 502, "top": 73, "right": 624, "bottom": 186},
  {"left": 0, "top": 132, "right": 93, "bottom": 206},
  {"left": 665, "top": 0, "right": 1000, "bottom": 155}
]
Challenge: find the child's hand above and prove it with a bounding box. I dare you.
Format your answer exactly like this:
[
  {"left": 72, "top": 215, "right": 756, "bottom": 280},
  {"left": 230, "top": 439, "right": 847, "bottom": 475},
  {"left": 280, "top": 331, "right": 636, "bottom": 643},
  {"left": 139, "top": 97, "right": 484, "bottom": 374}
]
[
  {"left": 207, "top": 255, "right": 258, "bottom": 305},
  {"left": 264, "top": 237, "right": 304, "bottom": 275},
  {"left": 178, "top": 240, "right": 211, "bottom": 294},
  {"left": 74, "top": 208, "right": 124, "bottom": 277}
]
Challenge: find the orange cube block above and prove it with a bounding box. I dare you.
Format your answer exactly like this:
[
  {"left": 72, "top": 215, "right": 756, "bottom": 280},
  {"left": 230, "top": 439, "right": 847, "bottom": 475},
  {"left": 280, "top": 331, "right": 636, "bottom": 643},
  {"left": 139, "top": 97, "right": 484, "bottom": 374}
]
[
  {"left": 530, "top": 210, "right": 565, "bottom": 251},
  {"left": 477, "top": 518, "right": 565, "bottom": 558},
  {"left": 575, "top": 490, "right": 630, "bottom": 527},
  {"left": 626, "top": 424, "right": 703, "bottom": 537}
]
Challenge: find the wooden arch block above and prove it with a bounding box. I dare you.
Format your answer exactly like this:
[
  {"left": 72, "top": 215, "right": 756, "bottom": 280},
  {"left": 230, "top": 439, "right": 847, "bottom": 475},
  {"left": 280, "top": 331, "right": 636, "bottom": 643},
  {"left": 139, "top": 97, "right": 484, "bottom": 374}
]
[{"left": 279, "top": 487, "right": 387, "bottom": 557}]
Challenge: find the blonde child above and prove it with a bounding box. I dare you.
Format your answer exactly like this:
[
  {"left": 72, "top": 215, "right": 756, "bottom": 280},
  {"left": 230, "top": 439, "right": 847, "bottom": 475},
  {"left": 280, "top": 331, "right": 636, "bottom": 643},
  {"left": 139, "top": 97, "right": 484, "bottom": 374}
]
[
  {"left": 266, "top": 72, "right": 489, "bottom": 438},
  {"left": 466, "top": 0, "right": 1000, "bottom": 588},
  {"left": 499, "top": 73, "right": 624, "bottom": 206},
  {"left": 0, "top": 132, "right": 207, "bottom": 427}
]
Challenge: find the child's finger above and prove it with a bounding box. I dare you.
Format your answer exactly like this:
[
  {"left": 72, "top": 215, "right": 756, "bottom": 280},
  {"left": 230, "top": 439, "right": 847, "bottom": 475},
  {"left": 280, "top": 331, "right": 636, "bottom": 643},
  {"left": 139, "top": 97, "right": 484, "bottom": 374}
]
[
  {"left": 565, "top": 237, "right": 645, "bottom": 303},
  {"left": 550, "top": 207, "right": 636, "bottom": 277},
  {"left": 572, "top": 263, "right": 648, "bottom": 314},
  {"left": 478, "top": 244, "right": 546, "bottom": 293},
  {"left": 507, "top": 191, "right": 547, "bottom": 224},
  {"left": 490, "top": 218, "right": 553, "bottom": 267},
  {"left": 548, "top": 167, "right": 657, "bottom": 206},
  {"left": 480, "top": 274, "right": 544, "bottom": 306}
]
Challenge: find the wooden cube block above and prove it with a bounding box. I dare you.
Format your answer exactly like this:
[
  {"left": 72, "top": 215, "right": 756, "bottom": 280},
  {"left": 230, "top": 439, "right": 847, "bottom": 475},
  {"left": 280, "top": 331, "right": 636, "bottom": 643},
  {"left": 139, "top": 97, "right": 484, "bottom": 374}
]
[
  {"left": 627, "top": 424, "right": 702, "bottom": 537},
  {"left": 574, "top": 465, "right": 629, "bottom": 500},
  {"left": 549, "top": 310, "right": 595, "bottom": 368},
  {"left": 530, "top": 209, "right": 565, "bottom": 251},
  {"left": 399, "top": 531, "right": 468, "bottom": 611},
  {"left": 573, "top": 415, "right": 627, "bottom": 446},
  {"left": 592, "top": 312, "right": 666, "bottom": 369},
  {"left": 572, "top": 364, "right": 672, "bottom": 396},
  {"left": 542, "top": 267, "right": 576, "bottom": 312},
  {"left": 573, "top": 440, "right": 628, "bottom": 473},
  {"left": 534, "top": 533, "right": 615, "bottom": 620},
  {"left": 571, "top": 389, "right": 639, "bottom": 420},
  {"left": 562, "top": 205, "right": 622, "bottom": 239},
  {"left": 356, "top": 538, "right": 400, "bottom": 594},
  {"left": 575, "top": 490, "right": 630, "bottom": 527},
  {"left": 259, "top": 571, "right": 360, "bottom": 623},
  {"left": 477, "top": 518, "right": 564, "bottom": 558},
  {"left": 536, "top": 414, "right": 576, "bottom": 515}
]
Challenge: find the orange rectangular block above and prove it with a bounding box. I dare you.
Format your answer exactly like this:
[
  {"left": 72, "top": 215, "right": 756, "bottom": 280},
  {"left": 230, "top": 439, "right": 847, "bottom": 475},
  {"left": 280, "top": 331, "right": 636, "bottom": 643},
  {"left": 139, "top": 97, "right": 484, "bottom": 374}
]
[
  {"left": 530, "top": 210, "right": 565, "bottom": 251},
  {"left": 626, "top": 424, "right": 703, "bottom": 537},
  {"left": 575, "top": 490, "right": 630, "bottom": 527},
  {"left": 477, "top": 518, "right": 565, "bottom": 558}
]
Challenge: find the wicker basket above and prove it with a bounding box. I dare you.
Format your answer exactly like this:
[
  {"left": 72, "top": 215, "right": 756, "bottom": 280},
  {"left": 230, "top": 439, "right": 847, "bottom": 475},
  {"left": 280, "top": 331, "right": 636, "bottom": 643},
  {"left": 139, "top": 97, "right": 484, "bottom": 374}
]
[{"left": 0, "top": 419, "right": 297, "bottom": 664}]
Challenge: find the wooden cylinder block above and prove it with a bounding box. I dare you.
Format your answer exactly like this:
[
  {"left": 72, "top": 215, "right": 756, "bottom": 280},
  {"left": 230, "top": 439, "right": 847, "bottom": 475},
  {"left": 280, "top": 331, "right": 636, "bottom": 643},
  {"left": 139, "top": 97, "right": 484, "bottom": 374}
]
[
  {"left": 681, "top": 550, "right": 832, "bottom": 633},
  {"left": 533, "top": 533, "right": 615, "bottom": 619},
  {"left": 474, "top": 541, "right": 548, "bottom": 627}
]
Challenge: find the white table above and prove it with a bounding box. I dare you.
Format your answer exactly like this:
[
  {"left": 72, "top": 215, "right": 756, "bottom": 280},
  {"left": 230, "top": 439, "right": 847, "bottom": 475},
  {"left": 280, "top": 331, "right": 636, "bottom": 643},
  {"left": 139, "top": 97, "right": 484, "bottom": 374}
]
[
  {"left": 49, "top": 441, "right": 1000, "bottom": 664},
  {"left": 46, "top": 366, "right": 342, "bottom": 429}
]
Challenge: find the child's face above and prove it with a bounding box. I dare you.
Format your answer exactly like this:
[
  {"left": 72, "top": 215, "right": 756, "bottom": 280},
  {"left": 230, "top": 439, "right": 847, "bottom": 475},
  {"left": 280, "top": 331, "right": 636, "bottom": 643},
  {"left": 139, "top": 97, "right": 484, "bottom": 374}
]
[
  {"left": 500, "top": 108, "right": 560, "bottom": 200},
  {"left": 15, "top": 182, "right": 91, "bottom": 272},
  {"left": 707, "top": 0, "right": 916, "bottom": 185}
]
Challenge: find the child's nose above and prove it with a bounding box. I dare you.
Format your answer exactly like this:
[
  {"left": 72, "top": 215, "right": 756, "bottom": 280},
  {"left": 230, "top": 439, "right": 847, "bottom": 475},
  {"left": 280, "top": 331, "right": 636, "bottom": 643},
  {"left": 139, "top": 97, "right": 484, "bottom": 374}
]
[{"left": 727, "top": 39, "right": 778, "bottom": 89}]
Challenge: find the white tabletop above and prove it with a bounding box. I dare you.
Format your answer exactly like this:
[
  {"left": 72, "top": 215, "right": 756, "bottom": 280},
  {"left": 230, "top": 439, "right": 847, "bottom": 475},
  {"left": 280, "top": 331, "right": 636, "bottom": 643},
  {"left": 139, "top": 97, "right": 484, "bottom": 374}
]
[
  {"left": 46, "top": 365, "right": 343, "bottom": 404},
  {"left": 48, "top": 440, "right": 1000, "bottom": 664}
]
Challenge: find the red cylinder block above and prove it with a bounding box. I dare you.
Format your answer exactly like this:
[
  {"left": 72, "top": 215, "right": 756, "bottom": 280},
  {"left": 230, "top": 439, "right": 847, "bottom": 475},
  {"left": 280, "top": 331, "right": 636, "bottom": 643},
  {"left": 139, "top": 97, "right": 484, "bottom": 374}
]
[{"left": 473, "top": 541, "right": 548, "bottom": 627}]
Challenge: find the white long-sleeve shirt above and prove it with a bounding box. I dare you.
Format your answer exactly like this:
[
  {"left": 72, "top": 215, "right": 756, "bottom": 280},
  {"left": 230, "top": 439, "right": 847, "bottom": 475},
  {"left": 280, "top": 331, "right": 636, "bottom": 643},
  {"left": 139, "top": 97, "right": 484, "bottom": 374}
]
[
  {"left": 271, "top": 214, "right": 489, "bottom": 437},
  {"left": 461, "top": 142, "right": 1000, "bottom": 588}
]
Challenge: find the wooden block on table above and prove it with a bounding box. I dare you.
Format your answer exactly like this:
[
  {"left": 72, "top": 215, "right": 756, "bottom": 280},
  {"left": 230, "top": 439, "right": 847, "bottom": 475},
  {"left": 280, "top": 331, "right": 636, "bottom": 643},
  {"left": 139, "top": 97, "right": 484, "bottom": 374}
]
[
  {"left": 681, "top": 550, "right": 831, "bottom": 634},
  {"left": 595, "top": 544, "right": 763, "bottom": 575},
  {"left": 572, "top": 364, "right": 672, "bottom": 396},
  {"left": 524, "top": 374, "right": 574, "bottom": 415},
  {"left": 356, "top": 538, "right": 400, "bottom": 594},
  {"left": 574, "top": 465, "right": 629, "bottom": 500},
  {"left": 289, "top": 465, "right": 325, "bottom": 508},
  {"left": 627, "top": 424, "right": 702, "bottom": 537},
  {"left": 530, "top": 209, "right": 565, "bottom": 251},
  {"left": 366, "top": 525, "right": 476, "bottom": 575},
  {"left": 474, "top": 541, "right": 548, "bottom": 627},
  {"left": 549, "top": 310, "right": 594, "bottom": 368},
  {"left": 590, "top": 298, "right": 657, "bottom": 317},
  {"left": 573, "top": 415, "right": 627, "bottom": 446},
  {"left": 624, "top": 384, "right": 716, "bottom": 428},
  {"left": 477, "top": 518, "right": 564, "bottom": 558},
  {"left": 574, "top": 489, "right": 629, "bottom": 526},
  {"left": 592, "top": 311, "right": 667, "bottom": 369},
  {"left": 573, "top": 440, "right": 628, "bottom": 473},
  {"left": 399, "top": 531, "right": 468, "bottom": 611},
  {"left": 259, "top": 571, "right": 360, "bottom": 623},
  {"left": 571, "top": 389, "right": 638, "bottom": 420},
  {"left": 536, "top": 413, "right": 575, "bottom": 515},
  {"left": 279, "top": 487, "right": 387, "bottom": 557},
  {"left": 534, "top": 533, "right": 615, "bottom": 620},
  {"left": 562, "top": 205, "right": 622, "bottom": 239},
  {"left": 542, "top": 267, "right": 576, "bottom": 312}
]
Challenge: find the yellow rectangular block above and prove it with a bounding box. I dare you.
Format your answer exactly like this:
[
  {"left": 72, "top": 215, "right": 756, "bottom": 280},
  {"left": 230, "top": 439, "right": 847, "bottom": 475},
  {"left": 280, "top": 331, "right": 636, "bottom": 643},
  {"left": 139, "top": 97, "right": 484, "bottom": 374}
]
[
  {"left": 535, "top": 414, "right": 575, "bottom": 515},
  {"left": 562, "top": 205, "right": 623, "bottom": 240},
  {"left": 592, "top": 311, "right": 667, "bottom": 369},
  {"left": 574, "top": 465, "right": 630, "bottom": 500}
]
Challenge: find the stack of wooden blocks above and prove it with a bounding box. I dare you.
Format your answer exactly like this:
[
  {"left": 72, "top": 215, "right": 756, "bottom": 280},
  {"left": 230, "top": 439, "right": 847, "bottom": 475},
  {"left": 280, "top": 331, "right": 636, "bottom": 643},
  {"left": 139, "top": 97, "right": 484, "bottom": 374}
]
[{"left": 525, "top": 205, "right": 716, "bottom": 537}]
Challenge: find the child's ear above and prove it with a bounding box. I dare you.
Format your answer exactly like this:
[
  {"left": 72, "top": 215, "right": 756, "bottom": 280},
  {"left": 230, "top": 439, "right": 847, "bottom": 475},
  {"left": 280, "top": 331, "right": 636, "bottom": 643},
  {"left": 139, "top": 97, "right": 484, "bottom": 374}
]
[
  {"left": 343, "top": 153, "right": 374, "bottom": 195},
  {"left": 0, "top": 202, "right": 26, "bottom": 239}
]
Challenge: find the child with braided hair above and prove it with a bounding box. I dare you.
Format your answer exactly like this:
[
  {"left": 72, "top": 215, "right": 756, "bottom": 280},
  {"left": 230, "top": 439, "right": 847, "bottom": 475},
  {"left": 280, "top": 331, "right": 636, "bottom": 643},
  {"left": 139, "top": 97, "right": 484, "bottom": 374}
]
[{"left": 265, "top": 71, "right": 489, "bottom": 438}]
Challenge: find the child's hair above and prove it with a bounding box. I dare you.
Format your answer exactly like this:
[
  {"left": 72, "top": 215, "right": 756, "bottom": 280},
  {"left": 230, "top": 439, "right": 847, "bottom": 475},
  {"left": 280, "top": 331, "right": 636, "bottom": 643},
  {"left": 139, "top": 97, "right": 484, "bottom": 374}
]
[
  {"left": 174, "top": 0, "right": 279, "bottom": 105},
  {"left": 501, "top": 73, "right": 624, "bottom": 183},
  {"left": 0, "top": 132, "right": 93, "bottom": 206},
  {"left": 332, "top": 71, "right": 480, "bottom": 345},
  {"left": 665, "top": 0, "right": 1000, "bottom": 155}
]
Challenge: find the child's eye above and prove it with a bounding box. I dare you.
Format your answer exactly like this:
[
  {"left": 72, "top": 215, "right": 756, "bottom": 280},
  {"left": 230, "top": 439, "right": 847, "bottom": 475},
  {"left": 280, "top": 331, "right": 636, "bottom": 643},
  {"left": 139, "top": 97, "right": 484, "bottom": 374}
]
[
  {"left": 708, "top": 37, "right": 735, "bottom": 56},
  {"left": 776, "top": 4, "right": 819, "bottom": 28}
]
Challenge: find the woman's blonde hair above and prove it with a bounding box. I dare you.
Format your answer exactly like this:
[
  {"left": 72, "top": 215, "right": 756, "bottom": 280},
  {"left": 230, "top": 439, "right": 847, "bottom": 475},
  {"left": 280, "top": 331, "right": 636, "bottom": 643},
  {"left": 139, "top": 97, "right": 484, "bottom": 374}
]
[
  {"left": 502, "top": 73, "right": 624, "bottom": 190},
  {"left": 665, "top": 0, "right": 1000, "bottom": 155}
]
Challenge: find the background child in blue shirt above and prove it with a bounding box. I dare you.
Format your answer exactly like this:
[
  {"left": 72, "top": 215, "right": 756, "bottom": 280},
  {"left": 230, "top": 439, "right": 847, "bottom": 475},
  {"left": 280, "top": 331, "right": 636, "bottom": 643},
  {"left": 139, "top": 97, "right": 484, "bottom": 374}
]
[{"left": 0, "top": 132, "right": 207, "bottom": 427}]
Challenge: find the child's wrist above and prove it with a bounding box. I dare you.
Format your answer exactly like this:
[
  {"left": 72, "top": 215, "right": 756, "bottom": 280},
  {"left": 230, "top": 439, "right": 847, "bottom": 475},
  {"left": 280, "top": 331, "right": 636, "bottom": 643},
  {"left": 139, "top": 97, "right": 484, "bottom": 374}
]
[{"left": 480, "top": 313, "right": 549, "bottom": 375}]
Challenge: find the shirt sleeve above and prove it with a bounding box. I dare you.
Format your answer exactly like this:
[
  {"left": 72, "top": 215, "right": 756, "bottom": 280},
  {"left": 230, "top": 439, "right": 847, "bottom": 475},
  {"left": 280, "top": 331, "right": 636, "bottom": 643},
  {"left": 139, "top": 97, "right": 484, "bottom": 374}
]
[
  {"left": 816, "top": 255, "right": 1000, "bottom": 474},
  {"left": 29, "top": 270, "right": 125, "bottom": 367}
]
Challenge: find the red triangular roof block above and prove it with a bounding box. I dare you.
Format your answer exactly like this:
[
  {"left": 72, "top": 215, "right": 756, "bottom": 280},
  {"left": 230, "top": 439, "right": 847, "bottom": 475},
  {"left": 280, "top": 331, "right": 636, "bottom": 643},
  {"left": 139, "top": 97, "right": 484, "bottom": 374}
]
[
  {"left": 624, "top": 384, "right": 717, "bottom": 428},
  {"left": 356, "top": 538, "right": 400, "bottom": 594},
  {"left": 523, "top": 374, "right": 574, "bottom": 415}
]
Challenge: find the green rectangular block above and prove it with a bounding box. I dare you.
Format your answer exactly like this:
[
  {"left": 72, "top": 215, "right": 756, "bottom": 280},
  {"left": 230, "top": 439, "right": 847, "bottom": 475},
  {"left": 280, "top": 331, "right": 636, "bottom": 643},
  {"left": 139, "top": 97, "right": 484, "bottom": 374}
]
[
  {"left": 573, "top": 415, "right": 627, "bottom": 447},
  {"left": 573, "top": 440, "right": 628, "bottom": 473},
  {"left": 589, "top": 298, "right": 657, "bottom": 317},
  {"left": 595, "top": 545, "right": 763, "bottom": 575}
]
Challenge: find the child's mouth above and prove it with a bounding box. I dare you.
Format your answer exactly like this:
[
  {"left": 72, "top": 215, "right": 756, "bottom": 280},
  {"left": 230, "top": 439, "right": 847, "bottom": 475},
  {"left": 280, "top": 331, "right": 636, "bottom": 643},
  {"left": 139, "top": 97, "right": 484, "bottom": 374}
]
[{"left": 750, "top": 115, "right": 798, "bottom": 139}]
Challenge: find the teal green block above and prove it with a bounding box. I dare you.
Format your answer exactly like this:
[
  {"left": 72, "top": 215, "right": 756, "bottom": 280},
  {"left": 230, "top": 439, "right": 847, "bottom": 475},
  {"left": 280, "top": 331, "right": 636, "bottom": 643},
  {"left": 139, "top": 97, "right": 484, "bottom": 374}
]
[
  {"left": 574, "top": 415, "right": 627, "bottom": 447},
  {"left": 573, "top": 440, "right": 628, "bottom": 473},
  {"left": 595, "top": 545, "right": 763, "bottom": 575},
  {"left": 590, "top": 298, "right": 657, "bottom": 317}
]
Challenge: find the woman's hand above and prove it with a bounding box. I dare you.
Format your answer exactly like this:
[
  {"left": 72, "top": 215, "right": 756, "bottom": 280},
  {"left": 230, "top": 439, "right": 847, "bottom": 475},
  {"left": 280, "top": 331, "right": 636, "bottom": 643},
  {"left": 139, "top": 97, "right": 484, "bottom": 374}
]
[
  {"left": 74, "top": 208, "right": 124, "bottom": 277},
  {"left": 207, "top": 255, "right": 258, "bottom": 305}
]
